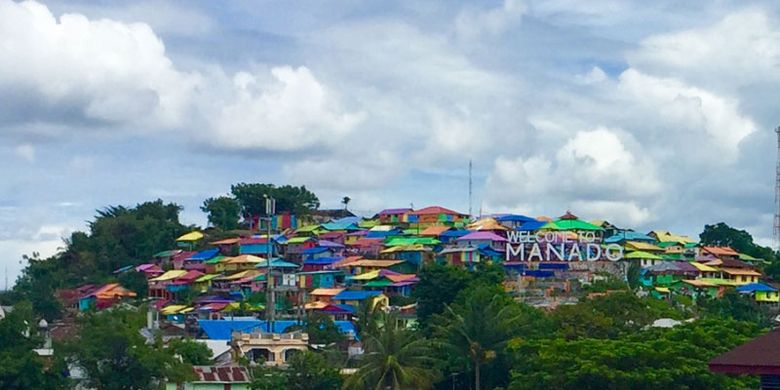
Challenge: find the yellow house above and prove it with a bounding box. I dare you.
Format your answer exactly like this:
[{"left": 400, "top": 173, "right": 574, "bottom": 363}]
[{"left": 721, "top": 268, "right": 761, "bottom": 285}]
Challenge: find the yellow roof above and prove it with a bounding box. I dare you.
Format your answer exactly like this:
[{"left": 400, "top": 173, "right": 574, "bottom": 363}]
[
  {"left": 690, "top": 262, "right": 718, "bottom": 272},
  {"left": 380, "top": 245, "right": 430, "bottom": 254},
  {"left": 176, "top": 231, "right": 204, "bottom": 242},
  {"left": 650, "top": 230, "right": 695, "bottom": 244},
  {"left": 625, "top": 241, "right": 663, "bottom": 252},
  {"left": 344, "top": 259, "right": 404, "bottom": 268},
  {"left": 160, "top": 305, "right": 190, "bottom": 315},
  {"left": 351, "top": 270, "right": 380, "bottom": 281},
  {"left": 468, "top": 217, "right": 509, "bottom": 231},
  {"left": 654, "top": 287, "right": 670, "bottom": 293},
  {"left": 310, "top": 288, "right": 345, "bottom": 296},
  {"left": 149, "top": 270, "right": 188, "bottom": 282},
  {"left": 222, "top": 270, "right": 262, "bottom": 281}
]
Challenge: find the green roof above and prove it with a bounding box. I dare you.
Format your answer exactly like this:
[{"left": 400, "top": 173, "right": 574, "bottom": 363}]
[
  {"left": 153, "top": 249, "right": 179, "bottom": 258},
  {"left": 683, "top": 242, "right": 698, "bottom": 249},
  {"left": 543, "top": 220, "right": 603, "bottom": 231},
  {"left": 364, "top": 279, "right": 394, "bottom": 287},
  {"left": 657, "top": 241, "right": 683, "bottom": 248},
  {"left": 625, "top": 250, "right": 663, "bottom": 260},
  {"left": 358, "top": 219, "right": 379, "bottom": 228},
  {"left": 195, "top": 273, "right": 222, "bottom": 282},
  {"left": 204, "top": 255, "right": 226, "bottom": 264},
  {"left": 296, "top": 225, "right": 321, "bottom": 233},
  {"left": 286, "top": 236, "right": 315, "bottom": 244},
  {"left": 738, "top": 253, "right": 760, "bottom": 261},
  {"left": 385, "top": 237, "right": 440, "bottom": 247}
]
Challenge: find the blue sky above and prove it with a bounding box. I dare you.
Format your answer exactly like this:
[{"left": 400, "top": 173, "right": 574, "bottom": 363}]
[{"left": 1, "top": 0, "right": 779, "bottom": 284}]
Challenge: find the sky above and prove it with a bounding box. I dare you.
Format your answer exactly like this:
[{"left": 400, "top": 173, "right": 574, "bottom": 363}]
[{"left": 1, "top": 0, "right": 779, "bottom": 285}]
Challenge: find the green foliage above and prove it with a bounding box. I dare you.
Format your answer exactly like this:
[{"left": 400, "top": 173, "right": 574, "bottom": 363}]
[
  {"left": 116, "top": 271, "right": 148, "bottom": 297},
  {"left": 345, "top": 311, "right": 441, "bottom": 390},
  {"left": 0, "top": 302, "right": 68, "bottom": 389},
  {"left": 201, "top": 196, "right": 242, "bottom": 230},
  {"left": 700, "top": 222, "right": 775, "bottom": 260},
  {"left": 286, "top": 350, "right": 343, "bottom": 390},
  {"left": 507, "top": 318, "right": 762, "bottom": 390},
  {"left": 231, "top": 183, "right": 320, "bottom": 224},
  {"left": 581, "top": 274, "right": 629, "bottom": 294},
  {"left": 551, "top": 292, "right": 683, "bottom": 340},
  {"left": 64, "top": 306, "right": 193, "bottom": 389},
  {"left": 167, "top": 338, "right": 212, "bottom": 366},
  {"left": 433, "top": 284, "right": 546, "bottom": 390},
  {"left": 305, "top": 312, "right": 347, "bottom": 345},
  {"left": 697, "top": 289, "right": 772, "bottom": 326},
  {"left": 413, "top": 263, "right": 473, "bottom": 330},
  {"left": 250, "top": 364, "right": 289, "bottom": 390}
]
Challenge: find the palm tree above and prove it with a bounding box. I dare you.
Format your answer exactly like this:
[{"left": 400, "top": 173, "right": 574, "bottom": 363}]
[
  {"left": 434, "top": 286, "right": 527, "bottom": 390},
  {"left": 345, "top": 311, "right": 441, "bottom": 390},
  {"left": 342, "top": 196, "right": 351, "bottom": 211}
]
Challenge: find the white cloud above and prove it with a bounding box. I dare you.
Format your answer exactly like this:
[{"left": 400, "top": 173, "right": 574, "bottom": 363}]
[
  {"left": 208, "top": 66, "right": 365, "bottom": 151},
  {"left": 0, "top": 0, "right": 199, "bottom": 127},
  {"left": 485, "top": 127, "right": 660, "bottom": 212},
  {"left": 569, "top": 200, "right": 652, "bottom": 226},
  {"left": 616, "top": 69, "right": 757, "bottom": 160},
  {"left": 629, "top": 9, "right": 780, "bottom": 89},
  {"left": 455, "top": 0, "right": 526, "bottom": 38},
  {"left": 15, "top": 144, "right": 35, "bottom": 162}
]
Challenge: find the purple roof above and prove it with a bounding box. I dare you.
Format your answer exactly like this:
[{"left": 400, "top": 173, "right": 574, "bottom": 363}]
[
  {"left": 457, "top": 231, "right": 508, "bottom": 242},
  {"left": 318, "top": 240, "right": 345, "bottom": 248},
  {"left": 378, "top": 208, "right": 413, "bottom": 215}
]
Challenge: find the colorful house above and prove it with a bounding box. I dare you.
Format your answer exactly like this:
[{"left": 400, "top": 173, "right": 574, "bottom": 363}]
[
  {"left": 457, "top": 231, "right": 508, "bottom": 252},
  {"left": 376, "top": 208, "right": 413, "bottom": 225},
  {"left": 736, "top": 283, "right": 780, "bottom": 303},
  {"left": 407, "top": 206, "right": 468, "bottom": 226},
  {"left": 78, "top": 283, "right": 137, "bottom": 311},
  {"left": 331, "top": 290, "right": 388, "bottom": 310}
]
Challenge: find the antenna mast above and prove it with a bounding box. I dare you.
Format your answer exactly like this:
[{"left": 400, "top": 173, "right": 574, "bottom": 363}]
[
  {"left": 774, "top": 127, "right": 780, "bottom": 251},
  {"left": 468, "top": 160, "right": 473, "bottom": 219}
]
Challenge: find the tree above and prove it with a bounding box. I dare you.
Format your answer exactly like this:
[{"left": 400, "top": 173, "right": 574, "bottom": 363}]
[
  {"left": 413, "top": 263, "right": 472, "bottom": 330},
  {"left": 231, "top": 183, "right": 320, "bottom": 229},
  {"left": 342, "top": 196, "right": 351, "bottom": 211},
  {"left": 65, "top": 306, "right": 193, "bottom": 390},
  {"left": 434, "top": 285, "right": 542, "bottom": 390},
  {"left": 201, "top": 196, "right": 241, "bottom": 230},
  {"left": 507, "top": 318, "right": 762, "bottom": 390},
  {"left": 700, "top": 222, "right": 775, "bottom": 260},
  {"left": 286, "top": 351, "right": 342, "bottom": 390},
  {"left": 304, "top": 312, "right": 347, "bottom": 345},
  {"left": 0, "top": 302, "right": 67, "bottom": 389},
  {"left": 345, "top": 311, "right": 441, "bottom": 390},
  {"left": 168, "top": 338, "right": 213, "bottom": 366},
  {"left": 698, "top": 289, "right": 771, "bottom": 326}
]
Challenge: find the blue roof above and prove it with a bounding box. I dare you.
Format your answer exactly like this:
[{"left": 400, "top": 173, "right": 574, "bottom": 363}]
[
  {"left": 496, "top": 214, "right": 536, "bottom": 223},
  {"left": 604, "top": 231, "right": 655, "bottom": 243},
  {"left": 517, "top": 221, "right": 547, "bottom": 231},
  {"left": 198, "top": 319, "right": 357, "bottom": 340},
  {"left": 477, "top": 245, "right": 504, "bottom": 257},
  {"left": 321, "top": 221, "right": 359, "bottom": 231},
  {"left": 366, "top": 230, "right": 399, "bottom": 239},
  {"left": 304, "top": 257, "right": 343, "bottom": 265},
  {"left": 240, "top": 244, "right": 272, "bottom": 255},
  {"left": 440, "top": 229, "right": 470, "bottom": 238},
  {"left": 737, "top": 283, "right": 777, "bottom": 293},
  {"left": 188, "top": 248, "right": 220, "bottom": 261},
  {"left": 333, "top": 290, "right": 382, "bottom": 301},
  {"left": 302, "top": 247, "right": 333, "bottom": 255},
  {"left": 522, "top": 270, "right": 555, "bottom": 278}
]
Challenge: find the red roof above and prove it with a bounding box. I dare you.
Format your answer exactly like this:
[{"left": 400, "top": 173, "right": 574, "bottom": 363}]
[
  {"left": 410, "top": 206, "right": 466, "bottom": 216},
  {"left": 191, "top": 366, "right": 250, "bottom": 383},
  {"left": 559, "top": 211, "right": 579, "bottom": 220},
  {"left": 702, "top": 246, "right": 739, "bottom": 257},
  {"left": 710, "top": 328, "right": 780, "bottom": 375}
]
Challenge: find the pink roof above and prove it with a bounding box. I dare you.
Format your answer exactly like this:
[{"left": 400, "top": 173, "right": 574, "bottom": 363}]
[
  {"left": 457, "top": 231, "right": 508, "bottom": 242},
  {"left": 410, "top": 206, "right": 466, "bottom": 216},
  {"left": 378, "top": 208, "right": 413, "bottom": 215}
]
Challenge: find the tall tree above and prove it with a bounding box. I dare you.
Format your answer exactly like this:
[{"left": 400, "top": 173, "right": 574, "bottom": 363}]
[
  {"left": 342, "top": 196, "right": 351, "bottom": 210},
  {"left": 231, "top": 183, "right": 320, "bottom": 228},
  {"left": 345, "top": 311, "right": 441, "bottom": 390},
  {"left": 412, "top": 263, "right": 472, "bottom": 330},
  {"left": 65, "top": 306, "right": 193, "bottom": 390},
  {"left": 434, "top": 285, "right": 543, "bottom": 390},
  {"left": 201, "top": 196, "right": 241, "bottom": 230}
]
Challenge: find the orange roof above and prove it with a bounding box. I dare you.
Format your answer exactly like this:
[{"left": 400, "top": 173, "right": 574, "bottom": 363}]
[
  {"left": 333, "top": 256, "right": 362, "bottom": 268},
  {"left": 310, "top": 288, "right": 345, "bottom": 296},
  {"left": 420, "top": 225, "right": 451, "bottom": 237},
  {"left": 385, "top": 274, "right": 417, "bottom": 283},
  {"left": 703, "top": 246, "right": 739, "bottom": 257},
  {"left": 210, "top": 237, "right": 240, "bottom": 245},
  {"left": 721, "top": 268, "right": 762, "bottom": 276},
  {"left": 92, "top": 283, "right": 137, "bottom": 299},
  {"left": 410, "top": 206, "right": 466, "bottom": 216}
]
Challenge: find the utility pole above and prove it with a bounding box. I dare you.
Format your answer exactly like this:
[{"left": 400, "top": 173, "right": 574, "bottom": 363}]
[
  {"left": 775, "top": 126, "right": 780, "bottom": 252},
  {"left": 264, "top": 195, "right": 276, "bottom": 333}
]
